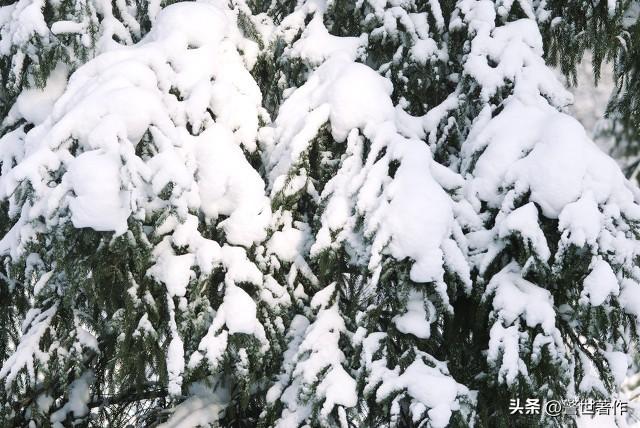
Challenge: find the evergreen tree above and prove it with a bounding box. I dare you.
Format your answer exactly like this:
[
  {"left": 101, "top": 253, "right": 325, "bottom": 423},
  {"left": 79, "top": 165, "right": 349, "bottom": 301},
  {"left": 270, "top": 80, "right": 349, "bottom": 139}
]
[
  {"left": 2, "top": 1, "right": 640, "bottom": 427},
  {"left": 0, "top": 2, "right": 283, "bottom": 425},
  {"left": 539, "top": 0, "right": 640, "bottom": 180},
  {"left": 0, "top": 0, "right": 174, "bottom": 119}
]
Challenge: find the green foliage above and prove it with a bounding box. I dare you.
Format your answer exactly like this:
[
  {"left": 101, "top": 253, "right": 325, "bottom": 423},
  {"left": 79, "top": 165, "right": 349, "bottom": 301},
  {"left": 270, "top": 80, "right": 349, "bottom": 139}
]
[{"left": 2, "top": 1, "right": 640, "bottom": 427}]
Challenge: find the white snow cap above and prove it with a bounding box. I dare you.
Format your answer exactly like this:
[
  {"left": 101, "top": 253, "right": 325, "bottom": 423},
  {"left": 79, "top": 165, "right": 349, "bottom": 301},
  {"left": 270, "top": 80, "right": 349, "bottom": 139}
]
[
  {"left": 266, "top": 55, "right": 463, "bottom": 288},
  {"left": 581, "top": 258, "right": 620, "bottom": 306},
  {"left": 0, "top": 2, "right": 274, "bottom": 398}
]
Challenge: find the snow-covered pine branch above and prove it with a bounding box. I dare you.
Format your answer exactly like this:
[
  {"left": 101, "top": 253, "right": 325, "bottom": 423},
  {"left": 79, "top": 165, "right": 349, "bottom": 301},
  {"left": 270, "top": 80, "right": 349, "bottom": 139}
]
[{"left": 1, "top": 0, "right": 640, "bottom": 427}]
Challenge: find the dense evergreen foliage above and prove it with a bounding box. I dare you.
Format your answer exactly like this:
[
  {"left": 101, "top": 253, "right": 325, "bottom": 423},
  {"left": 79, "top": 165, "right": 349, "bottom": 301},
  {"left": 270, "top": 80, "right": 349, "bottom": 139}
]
[{"left": 1, "top": 1, "right": 640, "bottom": 427}]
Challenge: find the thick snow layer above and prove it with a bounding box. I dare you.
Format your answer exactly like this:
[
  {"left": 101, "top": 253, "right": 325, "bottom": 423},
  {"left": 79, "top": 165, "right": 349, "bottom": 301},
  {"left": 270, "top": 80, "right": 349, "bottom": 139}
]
[
  {"left": 358, "top": 328, "right": 467, "bottom": 427},
  {"left": 604, "top": 350, "right": 629, "bottom": 386},
  {"left": 558, "top": 191, "right": 602, "bottom": 249},
  {"left": 266, "top": 55, "right": 464, "bottom": 289},
  {"left": 486, "top": 263, "right": 556, "bottom": 333},
  {"left": 269, "top": 284, "right": 357, "bottom": 426},
  {"left": 12, "top": 64, "right": 68, "bottom": 125},
  {"left": 620, "top": 279, "right": 640, "bottom": 318},
  {"left": 456, "top": 1, "right": 640, "bottom": 398},
  {"left": 381, "top": 137, "right": 454, "bottom": 284},
  {"left": 484, "top": 263, "right": 564, "bottom": 385},
  {"left": 267, "top": 226, "right": 307, "bottom": 263},
  {"left": 288, "top": 14, "right": 364, "bottom": 65},
  {"left": 464, "top": 94, "right": 640, "bottom": 301},
  {"left": 0, "top": 2, "right": 276, "bottom": 406},
  {"left": 393, "top": 290, "right": 433, "bottom": 339},
  {"left": 498, "top": 203, "right": 550, "bottom": 261},
  {"left": 149, "top": 247, "right": 195, "bottom": 298},
  {"left": 377, "top": 360, "right": 459, "bottom": 428},
  {"left": 459, "top": 1, "right": 571, "bottom": 106},
  {"left": 0, "top": 1, "right": 49, "bottom": 55},
  {"left": 487, "top": 323, "right": 525, "bottom": 385},
  {"left": 293, "top": 305, "right": 357, "bottom": 417},
  {"left": 581, "top": 258, "right": 620, "bottom": 306},
  {"left": 267, "top": 57, "right": 395, "bottom": 185},
  {"left": 67, "top": 150, "right": 132, "bottom": 234},
  {"left": 5, "top": 1, "right": 640, "bottom": 426},
  {"left": 167, "top": 297, "right": 185, "bottom": 397},
  {"left": 266, "top": 315, "right": 311, "bottom": 426},
  {"left": 370, "top": 350, "right": 467, "bottom": 428},
  {"left": 463, "top": 98, "right": 637, "bottom": 219},
  {"left": 194, "top": 125, "right": 270, "bottom": 246},
  {"left": 0, "top": 1, "right": 269, "bottom": 241},
  {"left": 221, "top": 285, "right": 261, "bottom": 336},
  {"left": 0, "top": 2, "right": 270, "bottom": 298}
]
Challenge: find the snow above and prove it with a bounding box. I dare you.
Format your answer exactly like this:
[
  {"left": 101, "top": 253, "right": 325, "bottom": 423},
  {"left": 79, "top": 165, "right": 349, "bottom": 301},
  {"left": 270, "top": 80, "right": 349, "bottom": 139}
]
[
  {"left": 309, "top": 282, "right": 335, "bottom": 309},
  {"left": 167, "top": 334, "right": 185, "bottom": 396},
  {"left": 376, "top": 358, "right": 465, "bottom": 428},
  {"left": 195, "top": 330, "right": 228, "bottom": 371},
  {"left": 33, "top": 270, "right": 54, "bottom": 296},
  {"left": 267, "top": 226, "right": 307, "bottom": 262},
  {"left": 267, "top": 57, "right": 395, "bottom": 183},
  {"left": 193, "top": 281, "right": 269, "bottom": 370},
  {"left": 393, "top": 290, "right": 433, "bottom": 339},
  {"left": 261, "top": 275, "right": 292, "bottom": 309},
  {"left": 133, "top": 313, "right": 157, "bottom": 338},
  {"left": 274, "top": 296, "right": 357, "bottom": 426},
  {"left": 0, "top": 1, "right": 49, "bottom": 55},
  {"left": 325, "top": 62, "right": 395, "bottom": 142},
  {"left": 316, "top": 364, "right": 358, "bottom": 417},
  {"left": 12, "top": 64, "right": 68, "bottom": 125},
  {"left": 498, "top": 203, "right": 550, "bottom": 261},
  {"left": 0, "top": 305, "right": 57, "bottom": 386},
  {"left": 487, "top": 323, "right": 524, "bottom": 385},
  {"left": 581, "top": 258, "right": 620, "bottom": 306},
  {"left": 3, "top": 1, "right": 640, "bottom": 426},
  {"left": 221, "top": 285, "right": 261, "bottom": 336},
  {"left": 486, "top": 263, "right": 556, "bottom": 333},
  {"left": 508, "top": 112, "right": 630, "bottom": 218},
  {"left": 463, "top": 95, "right": 640, "bottom": 278},
  {"left": 381, "top": 137, "right": 454, "bottom": 284},
  {"left": 577, "top": 415, "right": 619, "bottom": 428},
  {"left": 67, "top": 150, "right": 132, "bottom": 235},
  {"left": 0, "top": 0, "right": 273, "bottom": 363},
  {"left": 50, "top": 371, "right": 94, "bottom": 426},
  {"left": 75, "top": 326, "right": 99, "bottom": 353},
  {"left": 36, "top": 394, "right": 53, "bottom": 413},
  {"left": 604, "top": 350, "right": 629, "bottom": 386},
  {"left": 484, "top": 263, "right": 565, "bottom": 386},
  {"left": 267, "top": 55, "right": 460, "bottom": 288},
  {"left": 0, "top": 0, "right": 270, "bottom": 257},
  {"left": 0, "top": 4, "right": 284, "bottom": 420},
  {"left": 288, "top": 14, "right": 364, "bottom": 65},
  {"left": 619, "top": 279, "right": 640, "bottom": 317},
  {"left": 158, "top": 383, "right": 228, "bottom": 428},
  {"left": 456, "top": 0, "right": 640, "bottom": 402},
  {"left": 149, "top": 252, "right": 195, "bottom": 298},
  {"left": 558, "top": 191, "right": 602, "bottom": 249},
  {"left": 149, "top": 2, "right": 228, "bottom": 46},
  {"left": 460, "top": 1, "right": 571, "bottom": 106},
  {"left": 193, "top": 125, "right": 270, "bottom": 247},
  {"left": 410, "top": 38, "right": 438, "bottom": 64},
  {"left": 50, "top": 20, "right": 84, "bottom": 35}
]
